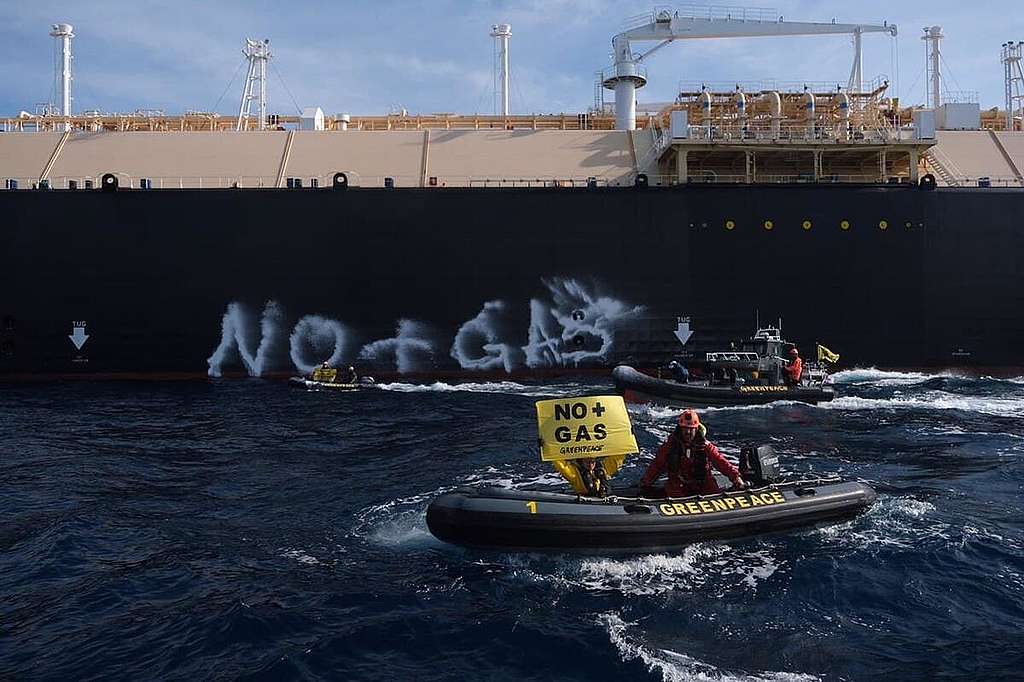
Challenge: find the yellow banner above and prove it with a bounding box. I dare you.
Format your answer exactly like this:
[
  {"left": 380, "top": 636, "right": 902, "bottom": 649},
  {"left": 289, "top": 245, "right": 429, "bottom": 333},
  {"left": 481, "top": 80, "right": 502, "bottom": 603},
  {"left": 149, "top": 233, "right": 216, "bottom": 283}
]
[
  {"left": 536, "top": 395, "right": 638, "bottom": 461},
  {"left": 817, "top": 344, "right": 840, "bottom": 364}
]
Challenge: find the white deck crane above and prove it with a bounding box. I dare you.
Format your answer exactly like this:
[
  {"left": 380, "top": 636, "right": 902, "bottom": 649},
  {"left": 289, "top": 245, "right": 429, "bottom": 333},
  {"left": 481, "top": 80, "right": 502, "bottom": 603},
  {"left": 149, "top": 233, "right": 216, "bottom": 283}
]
[{"left": 603, "top": 8, "right": 898, "bottom": 130}]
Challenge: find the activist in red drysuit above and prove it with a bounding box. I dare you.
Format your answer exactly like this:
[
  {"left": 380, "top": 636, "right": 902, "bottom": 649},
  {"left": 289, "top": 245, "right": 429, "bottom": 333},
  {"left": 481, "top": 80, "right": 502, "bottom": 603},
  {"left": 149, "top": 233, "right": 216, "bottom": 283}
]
[
  {"left": 783, "top": 347, "right": 803, "bottom": 386},
  {"left": 640, "top": 409, "right": 745, "bottom": 497}
]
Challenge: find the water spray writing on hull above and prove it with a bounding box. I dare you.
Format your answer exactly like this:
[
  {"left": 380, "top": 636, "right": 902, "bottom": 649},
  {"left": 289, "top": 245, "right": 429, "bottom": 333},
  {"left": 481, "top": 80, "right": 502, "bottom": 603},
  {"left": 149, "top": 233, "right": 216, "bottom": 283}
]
[
  {"left": 206, "top": 278, "right": 643, "bottom": 376},
  {"left": 360, "top": 320, "right": 435, "bottom": 373}
]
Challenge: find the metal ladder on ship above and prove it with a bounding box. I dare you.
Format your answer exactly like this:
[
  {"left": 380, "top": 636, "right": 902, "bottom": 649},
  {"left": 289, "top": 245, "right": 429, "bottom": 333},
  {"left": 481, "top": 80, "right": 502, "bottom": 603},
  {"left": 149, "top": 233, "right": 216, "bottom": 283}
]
[{"left": 923, "top": 147, "right": 963, "bottom": 187}]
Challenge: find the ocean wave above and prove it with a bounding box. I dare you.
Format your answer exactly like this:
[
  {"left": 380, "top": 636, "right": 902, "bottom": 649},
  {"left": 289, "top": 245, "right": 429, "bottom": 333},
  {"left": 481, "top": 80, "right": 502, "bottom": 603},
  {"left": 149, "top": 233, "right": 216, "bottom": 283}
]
[
  {"left": 348, "top": 489, "right": 446, "bottom": 544},
  {"left": 349, "top": 468, "right": 566, "bottom": 545},
  {"left": 376, "top": 380, "right": 592, "bottom": 397},
  {"left": 280, "top": 547, "right": 322, "bottom": 565},
  {"left": 627, "top": 402, "right": 803, "bottom": 423},
  {"left": 813, "top": 496, "right": 950, "bottom": 551},
  {"left": 576, "top": 545, "right": 783, "bottom": 596},
  {"left": 460, "top": 467, "right": 566, "bottom": 489},
  {"left": 598, "top": 612, "right": 819, "bottom": 682},
  {"left": 821, "top": 393, "right": 1024, "bottom": 418},
  {"left": 830, "top": 368, "right": 951, "bottom": 386},
  {"left": 492, "top": 544, "right": 783, "bottom": 598}
]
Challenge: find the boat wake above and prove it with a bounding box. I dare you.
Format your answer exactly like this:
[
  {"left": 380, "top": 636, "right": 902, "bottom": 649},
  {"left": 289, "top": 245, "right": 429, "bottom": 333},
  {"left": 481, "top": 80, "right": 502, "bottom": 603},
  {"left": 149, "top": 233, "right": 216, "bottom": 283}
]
[
  {"left": 598, "top": 612, "right": 819, "bottom": 682},
  {"left": 831, "top": 367, "right": 956, "bottom": 385},
  {"left": 627, "top": 380, "right": 1024, "bottom": 420},
  {"left": 821, "top": 393, "right": 1024, "bottom": 418},
  {"left": 811, "top": 496, "right": 948, "bottom": 551},
  {"left": 574, "top": 545, "right": 783, "bottom": 597},
  {"left": 349, "top": 468, "right": 565, "bottom": 546},
  {"left": 376, "top": 380, "right": 595, "bottom": 397}
]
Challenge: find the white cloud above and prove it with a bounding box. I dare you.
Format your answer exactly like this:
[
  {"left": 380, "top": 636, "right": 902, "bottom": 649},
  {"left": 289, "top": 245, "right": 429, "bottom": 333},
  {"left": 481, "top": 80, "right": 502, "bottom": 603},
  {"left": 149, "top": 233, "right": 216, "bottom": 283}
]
[{"left": 0, "top": 0, "right": 1018, "bottom": 116}]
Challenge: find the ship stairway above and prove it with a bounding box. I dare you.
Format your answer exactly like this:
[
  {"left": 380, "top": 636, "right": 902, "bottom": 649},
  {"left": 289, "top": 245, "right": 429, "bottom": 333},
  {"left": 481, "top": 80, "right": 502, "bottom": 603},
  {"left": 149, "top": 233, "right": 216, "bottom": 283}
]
[
  {"left": 923, "top": 146, "right": 964, "bottom": 187},
  {"left": 635, "top": 125, "right": 673, "bottom": 177}
]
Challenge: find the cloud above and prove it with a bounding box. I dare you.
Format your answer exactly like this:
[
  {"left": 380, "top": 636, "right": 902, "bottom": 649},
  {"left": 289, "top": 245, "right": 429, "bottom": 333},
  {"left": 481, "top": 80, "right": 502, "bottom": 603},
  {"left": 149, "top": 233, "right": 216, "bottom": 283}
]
[{"left": 0, "top": 0, "right": 1015, "bottom": 117}]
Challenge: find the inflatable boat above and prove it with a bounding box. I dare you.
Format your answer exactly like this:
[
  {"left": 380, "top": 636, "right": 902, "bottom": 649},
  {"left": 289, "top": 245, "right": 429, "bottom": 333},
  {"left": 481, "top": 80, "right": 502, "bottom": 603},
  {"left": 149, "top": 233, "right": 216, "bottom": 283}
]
[
  {"left": 613, "top": 365, "right": 835, "bottom": 407},
  {"left": 426, "top": 477, "right": 875, "bottom": 553},
  {"left": 288, "top": 376, "right": 375, "bottom": 391}
]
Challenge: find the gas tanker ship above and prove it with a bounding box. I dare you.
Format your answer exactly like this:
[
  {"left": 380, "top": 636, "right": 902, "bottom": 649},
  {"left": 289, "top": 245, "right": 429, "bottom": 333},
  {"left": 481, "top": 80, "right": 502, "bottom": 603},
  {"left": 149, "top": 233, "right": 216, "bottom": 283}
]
[{"left": 2, "top": 9, "right": 1023, "bottom": 379}]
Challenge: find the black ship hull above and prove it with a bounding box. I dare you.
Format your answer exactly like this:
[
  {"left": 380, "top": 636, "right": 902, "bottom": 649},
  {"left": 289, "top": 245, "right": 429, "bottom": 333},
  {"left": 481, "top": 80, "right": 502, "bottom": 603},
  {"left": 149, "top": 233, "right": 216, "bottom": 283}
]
[{"left": 1, "top": 183, "right": 1022, "bottom": 378}]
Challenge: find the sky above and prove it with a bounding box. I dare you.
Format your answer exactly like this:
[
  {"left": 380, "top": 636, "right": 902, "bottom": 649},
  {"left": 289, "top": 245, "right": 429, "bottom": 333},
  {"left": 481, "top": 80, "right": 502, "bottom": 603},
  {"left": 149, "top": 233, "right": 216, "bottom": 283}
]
[{"left": 1, "top": 1, "right": 1021, "bottom": 118}]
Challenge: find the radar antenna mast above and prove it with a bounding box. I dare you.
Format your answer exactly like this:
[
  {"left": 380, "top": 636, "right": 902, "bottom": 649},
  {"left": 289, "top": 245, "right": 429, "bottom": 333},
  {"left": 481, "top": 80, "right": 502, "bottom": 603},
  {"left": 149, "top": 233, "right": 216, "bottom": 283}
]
[
  {"left": 1002, "top": 41, "right": 1024, "bottom": 130},
  {"left": 237, "top": 38, "right": 271, "bottom": 131}
]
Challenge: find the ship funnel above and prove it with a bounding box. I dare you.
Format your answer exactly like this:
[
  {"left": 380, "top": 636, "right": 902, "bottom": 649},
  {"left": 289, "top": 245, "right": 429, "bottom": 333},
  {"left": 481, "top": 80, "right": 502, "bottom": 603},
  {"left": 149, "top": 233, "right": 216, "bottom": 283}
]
[{"left": 49, "top": 23, "right": 74, "bottom": 123}]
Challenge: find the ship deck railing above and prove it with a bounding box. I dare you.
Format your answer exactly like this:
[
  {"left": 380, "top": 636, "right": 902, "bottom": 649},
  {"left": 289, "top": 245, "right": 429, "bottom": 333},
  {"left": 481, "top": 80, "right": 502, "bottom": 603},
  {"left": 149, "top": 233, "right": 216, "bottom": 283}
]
[
  {"left": 0, "top": 173, "right": 635, "bottom": 191},
  {"left": 623, "top": 5, "right": 779, "bottom": 31},
  {"left": 668, "top": 123, "right": 924, "bottom": 146},
  {"left": 6, "top": 172, "right": 1021, "bottom": 192},
  {"left": 643, "top": 172, "right": 890, "bottom": 185}
]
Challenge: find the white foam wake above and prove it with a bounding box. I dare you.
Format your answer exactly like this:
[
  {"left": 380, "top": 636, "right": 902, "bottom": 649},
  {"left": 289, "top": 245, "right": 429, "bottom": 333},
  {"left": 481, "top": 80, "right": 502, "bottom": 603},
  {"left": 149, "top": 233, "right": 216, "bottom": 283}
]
[
  {"left": 813, "top": 496, "right": 950, "bottom": 550},
  {"left": 376, "top": 380, "right": 593, "bottom": 397},
  {"left": 628, "top": 402, "right": 804, "bottom": 424},
  {"left": 576, "top": 545, "right": 782, "bottom": 596},
  {"left": 599, "top": 612, "right": 819, "bottom": 682},
  {"left": 350, "top": 467, "right": 567, "bottom": 546},
  {"left": 831, "top": 367, "right": 956, "bottom": 385},
  {"left": 629, "top": 390, "right": 1024, "bottom": 420},
  {"left": 821, "top": 393, "right": 1024, "bottom": 418}
]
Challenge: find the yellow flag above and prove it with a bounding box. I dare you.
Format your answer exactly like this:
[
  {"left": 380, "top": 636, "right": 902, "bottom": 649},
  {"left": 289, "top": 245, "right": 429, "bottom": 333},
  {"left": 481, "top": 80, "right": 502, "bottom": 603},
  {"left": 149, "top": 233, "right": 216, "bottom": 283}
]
[
  {"left": 536, "top": 395, "right": 638, "bottom": 461},
  {"left": 817, "top": 344, "right": 840, "bottom": 364}
]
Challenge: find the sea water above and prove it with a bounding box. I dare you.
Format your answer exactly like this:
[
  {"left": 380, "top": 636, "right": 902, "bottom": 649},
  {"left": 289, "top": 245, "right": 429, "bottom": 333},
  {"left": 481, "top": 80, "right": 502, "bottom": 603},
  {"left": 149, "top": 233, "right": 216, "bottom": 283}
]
[{"left": 2, "top": 370, "right": 1022, "bottom": 680}]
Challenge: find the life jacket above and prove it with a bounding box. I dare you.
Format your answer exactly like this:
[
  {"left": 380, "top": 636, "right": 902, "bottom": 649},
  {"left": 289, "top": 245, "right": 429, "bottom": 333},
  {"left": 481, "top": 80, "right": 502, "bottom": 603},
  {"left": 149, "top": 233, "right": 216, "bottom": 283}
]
[
  {"left": 575, "top": 459, "right": 608, "bottom": 497},
  {"left": 312, "top": 366, "right": 337, "bottom": 382},
  {"left": 667, "top": 426, "right": 709, "bottom": 485},
  {"left": 553, "top": 455, "right": 625, "bottom": 497}
]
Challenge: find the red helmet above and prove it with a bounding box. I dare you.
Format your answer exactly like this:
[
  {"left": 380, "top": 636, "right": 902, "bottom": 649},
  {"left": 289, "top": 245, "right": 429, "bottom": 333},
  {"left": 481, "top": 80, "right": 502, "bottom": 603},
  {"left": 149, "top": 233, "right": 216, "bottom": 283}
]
[
  {"left": 678, "top": 409, "right": 700, "bottom": 429},
  {"left": 789, "top": 347, "right": 799, "bottom": 357}
]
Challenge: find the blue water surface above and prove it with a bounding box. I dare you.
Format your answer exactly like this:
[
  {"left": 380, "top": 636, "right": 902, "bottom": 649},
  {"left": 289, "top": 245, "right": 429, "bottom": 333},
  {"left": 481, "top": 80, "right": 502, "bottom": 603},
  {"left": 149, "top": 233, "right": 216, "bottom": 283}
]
[{"left": 2, "top": 369, "right": 1023, "bottom": 680}]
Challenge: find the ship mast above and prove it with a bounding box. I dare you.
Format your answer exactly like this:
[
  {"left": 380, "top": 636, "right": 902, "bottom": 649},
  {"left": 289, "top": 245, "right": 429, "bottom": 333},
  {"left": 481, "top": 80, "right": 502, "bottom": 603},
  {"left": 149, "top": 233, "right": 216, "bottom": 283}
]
[
  {"left": 237, "top": 38, "right": 271, "bottom": 131},
  {"left": 1002, "top": 41, "right": 1024, "bottom": 131},
  {"left": 490, "top": 24, "right": 512, "bottom": 116},
  {"left": 923, "top": 26, "right": 944, "bottom": 110},
  {"left": 49, "top": 23, "right": 74, "bottom": 127}
]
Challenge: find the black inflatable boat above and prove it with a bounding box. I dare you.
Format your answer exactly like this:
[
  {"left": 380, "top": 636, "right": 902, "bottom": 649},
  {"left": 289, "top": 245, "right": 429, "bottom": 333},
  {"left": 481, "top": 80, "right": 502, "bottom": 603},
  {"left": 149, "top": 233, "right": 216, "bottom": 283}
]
[
  {"left": 426, "top": 477, "right": 875, "bottom": 553},
  {"left": 613, "top": 365, "right": 835, "bottom": 407},
  {"left": 288, "top": 376, "right": 376, "bottom": 391}
]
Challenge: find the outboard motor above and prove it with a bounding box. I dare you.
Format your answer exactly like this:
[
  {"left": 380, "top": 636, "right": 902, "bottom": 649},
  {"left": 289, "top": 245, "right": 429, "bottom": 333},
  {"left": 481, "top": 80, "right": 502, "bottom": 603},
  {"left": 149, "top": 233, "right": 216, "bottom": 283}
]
[{"left": 739, "top": 445, "right": 780, "bottom": 485}]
